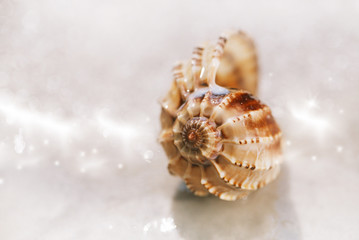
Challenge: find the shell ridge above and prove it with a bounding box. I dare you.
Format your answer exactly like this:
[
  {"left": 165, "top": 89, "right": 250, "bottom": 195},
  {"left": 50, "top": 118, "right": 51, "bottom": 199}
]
[
  {"left": 213, "top": 156, "right": 281, "bottom": 190},
  {"left": 217, "top": 105, "right": 271, "bottom": 131},
  {"left": 184, "top": 163, "right": 209, "bottom": 196},
  {"left": 200, "top": 165, "right": 249, "bottom": 201}
]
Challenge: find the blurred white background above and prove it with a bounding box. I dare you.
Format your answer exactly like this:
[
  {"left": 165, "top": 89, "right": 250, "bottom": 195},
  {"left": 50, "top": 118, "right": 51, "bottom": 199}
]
[{"left": 0, "top": 0, "right": 359, "bottom": 239}]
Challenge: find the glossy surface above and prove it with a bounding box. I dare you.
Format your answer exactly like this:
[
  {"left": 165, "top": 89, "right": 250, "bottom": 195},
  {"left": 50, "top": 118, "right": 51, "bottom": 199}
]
[{"left": 0, "top": 0, "right": 359, "bottom": 239}]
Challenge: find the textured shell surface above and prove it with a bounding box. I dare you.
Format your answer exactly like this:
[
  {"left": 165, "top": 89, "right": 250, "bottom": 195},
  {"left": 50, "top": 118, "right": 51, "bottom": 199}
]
[{"left": 159, "top": 31, "right": 283, "bottom": 201}]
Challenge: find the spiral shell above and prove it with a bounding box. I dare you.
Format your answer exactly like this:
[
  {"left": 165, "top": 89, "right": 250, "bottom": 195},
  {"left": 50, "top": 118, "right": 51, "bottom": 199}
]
[{"left": 159, "top": 31, "right": 283, "bottom": 201}]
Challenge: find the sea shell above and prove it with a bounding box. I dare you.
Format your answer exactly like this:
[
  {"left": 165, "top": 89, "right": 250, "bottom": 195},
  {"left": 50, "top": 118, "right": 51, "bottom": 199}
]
[{"left": 159, "top": 31, "right": 283, "bottom": 201}]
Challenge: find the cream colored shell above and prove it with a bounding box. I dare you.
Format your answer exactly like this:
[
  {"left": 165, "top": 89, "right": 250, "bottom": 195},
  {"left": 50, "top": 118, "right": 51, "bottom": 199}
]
[{"left": 159, "top": 31, "right": 283, "bottom": 201}]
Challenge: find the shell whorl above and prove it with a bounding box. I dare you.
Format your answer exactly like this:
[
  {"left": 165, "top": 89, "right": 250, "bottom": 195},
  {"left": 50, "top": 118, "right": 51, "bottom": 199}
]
[
  {"left": 173, "top": 117, "right": 222, "bottom": 164},
  {"left": 159, "top": 31, "right": 282, "bottom": 201}
]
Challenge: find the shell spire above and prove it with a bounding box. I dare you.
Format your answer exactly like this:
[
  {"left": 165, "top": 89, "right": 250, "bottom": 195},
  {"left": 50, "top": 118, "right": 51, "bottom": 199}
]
[{"left": 159, "top": 30, "right": 282, "bottom": 201}]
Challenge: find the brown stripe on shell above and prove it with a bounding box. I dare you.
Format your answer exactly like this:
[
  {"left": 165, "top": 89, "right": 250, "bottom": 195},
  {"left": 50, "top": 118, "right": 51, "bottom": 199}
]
[
  {"left": 192, "top": 47, "right": 204, "bottom": 56},
  {"left": 218, "top": 104, "right": 280, "bottom": 140},
  {"left": 221, "top": 132, "right": 282, "bottom": 145},
  {"left": 217, "top": 106, "right": 270, "bottom": 130},
  {"left": 225, "top": 91, "right": 264, "bottom": 112},
  {"left": 192, "top": 45, "right": 206, "bottom": 89},
  {"left": 210, "top": 90, "right": 266, "bottom": 127},
  {"left": 219, "top": 133, "right": 282, "bottom": 170},
  {"left": 211, "top": 156, "right": 280, "bottom": 190},
  {"left": 215, "top": 91, "right": 257, "bottom": 110},
  {"left": 213, "top": 36, "right": 228, "bottom": 58}
]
